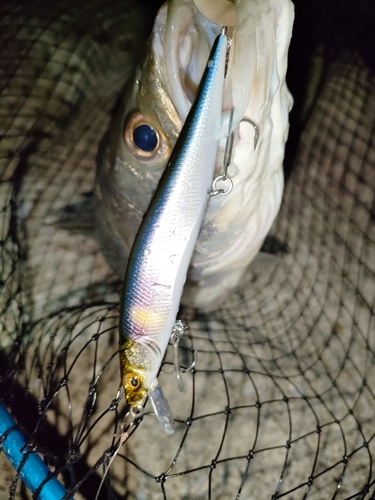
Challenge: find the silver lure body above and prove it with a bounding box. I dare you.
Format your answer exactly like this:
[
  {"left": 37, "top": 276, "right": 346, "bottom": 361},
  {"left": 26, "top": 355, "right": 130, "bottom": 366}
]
[{"left": 119, "top": 32, "right": 227, "bottom": 417}]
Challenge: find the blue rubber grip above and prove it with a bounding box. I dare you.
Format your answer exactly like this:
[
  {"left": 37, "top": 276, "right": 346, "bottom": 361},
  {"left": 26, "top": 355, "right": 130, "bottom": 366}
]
[{"left": 0, "top": 401, "right": 73, "bottom": 499}]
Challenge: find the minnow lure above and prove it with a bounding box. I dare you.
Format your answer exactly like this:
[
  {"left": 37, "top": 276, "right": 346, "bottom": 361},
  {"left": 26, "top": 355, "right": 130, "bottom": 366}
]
[{"left": 119, "top": 29, "right": 228, "bottom": 434}]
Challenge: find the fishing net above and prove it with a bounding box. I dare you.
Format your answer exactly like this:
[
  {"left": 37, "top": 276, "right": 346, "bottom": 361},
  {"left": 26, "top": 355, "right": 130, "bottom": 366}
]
[{"left": 1, "top": 1, "right": 374, "bottom": 499}]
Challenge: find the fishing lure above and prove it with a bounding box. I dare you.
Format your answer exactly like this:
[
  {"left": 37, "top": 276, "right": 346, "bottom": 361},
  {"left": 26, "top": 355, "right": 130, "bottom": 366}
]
[{"left": 119, "top": 28, "right": 228, "bottom": 434}]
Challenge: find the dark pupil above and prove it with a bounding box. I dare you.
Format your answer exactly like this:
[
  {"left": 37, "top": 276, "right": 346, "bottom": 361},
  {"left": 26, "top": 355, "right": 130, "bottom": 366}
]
[
  {"left": 131, "top": 376, "right": 138, "bottom": 387},
  {"left": 133, "top": 124, "right": 158, "bottom": 152}
]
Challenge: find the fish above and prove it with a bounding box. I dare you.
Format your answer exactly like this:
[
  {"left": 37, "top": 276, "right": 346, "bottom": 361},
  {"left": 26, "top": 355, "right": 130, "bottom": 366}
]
[
  {"left": 94, "top": 0, "right": 294, "bottom": 312},
  {"left": 119, "top": 29, "right": 228, "bottom": 433}
]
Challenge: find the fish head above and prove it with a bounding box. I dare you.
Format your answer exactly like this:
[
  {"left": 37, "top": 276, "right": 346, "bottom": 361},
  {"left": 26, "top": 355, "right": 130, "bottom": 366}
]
[
  {"left": 94, "top": 56, "right": 173, "bottom": 269},
  {"left": 95, "top": 0, "right": 294, "bottom": 310}
]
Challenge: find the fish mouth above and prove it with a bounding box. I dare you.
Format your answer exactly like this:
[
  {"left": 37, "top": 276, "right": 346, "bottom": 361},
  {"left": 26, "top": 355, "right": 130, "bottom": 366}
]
[
  {"left": 152, "top": 0, "right": 295, "bottom": 139},
  {"left": 153, "top": 1, "right": 224, "bottom": 123}
]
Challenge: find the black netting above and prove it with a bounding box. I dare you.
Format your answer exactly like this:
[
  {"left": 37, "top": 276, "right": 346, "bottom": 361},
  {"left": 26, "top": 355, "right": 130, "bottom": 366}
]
[{"left": 1, "top": 1, "right": 374, "bottom": 499}]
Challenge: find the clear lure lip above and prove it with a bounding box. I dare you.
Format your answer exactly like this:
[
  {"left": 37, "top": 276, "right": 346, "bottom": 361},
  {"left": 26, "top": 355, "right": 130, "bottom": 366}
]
[{"left": 148, "top": 383, "right": 175, "bottom": 435}]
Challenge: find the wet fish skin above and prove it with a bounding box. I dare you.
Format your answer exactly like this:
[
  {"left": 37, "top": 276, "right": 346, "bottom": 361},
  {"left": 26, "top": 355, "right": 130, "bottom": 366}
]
[
  {"left": 94, "top": 16, "right": 181, "bottom": 274},
  {"left": 94, "top": 0, "right": 294, "bottom": 311}
]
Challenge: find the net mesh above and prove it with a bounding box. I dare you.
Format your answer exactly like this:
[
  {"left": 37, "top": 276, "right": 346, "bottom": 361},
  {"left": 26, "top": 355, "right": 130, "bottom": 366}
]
[{"left": 0, "top": 1, "right": 375, "bottom": 499}]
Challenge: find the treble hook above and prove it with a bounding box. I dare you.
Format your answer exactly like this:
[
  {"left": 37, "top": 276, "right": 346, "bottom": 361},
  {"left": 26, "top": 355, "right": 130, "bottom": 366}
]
[
  {"left": 240, "top": 116, "right": 259, "bottom": 151},
  {"left": 163, "top": 320, "right": 197, "bottom": 392},
  {"left": 210, "top": 109, "right": 260, "bottom": 197}
]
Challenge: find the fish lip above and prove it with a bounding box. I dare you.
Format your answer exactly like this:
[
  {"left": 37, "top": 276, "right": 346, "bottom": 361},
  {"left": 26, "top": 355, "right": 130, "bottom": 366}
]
[
  {"left": 152, "top": 1, "right": 222, "bottom": 122},
  {"left": 193, "top": 0, "right": 236, "bottom": 27}
]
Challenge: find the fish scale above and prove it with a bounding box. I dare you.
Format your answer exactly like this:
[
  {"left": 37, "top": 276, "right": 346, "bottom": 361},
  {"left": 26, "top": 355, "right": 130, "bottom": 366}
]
[{"left": 94, "top": 0, "right": 293, "bottom": 311}]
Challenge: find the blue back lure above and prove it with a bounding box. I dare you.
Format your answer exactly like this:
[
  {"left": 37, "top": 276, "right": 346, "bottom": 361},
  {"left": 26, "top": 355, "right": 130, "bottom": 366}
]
[{"left": 119, "top": 29, "right": 228, "bottom": 434}]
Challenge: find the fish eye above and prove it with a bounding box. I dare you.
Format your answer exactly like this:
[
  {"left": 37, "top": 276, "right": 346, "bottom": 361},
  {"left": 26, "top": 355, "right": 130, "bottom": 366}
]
[
  {"left": 132, "top": 124, "right": 158, "bottom": 152},
  {"left": 124, "top": 111, "right": 171, "bottom": 162}
]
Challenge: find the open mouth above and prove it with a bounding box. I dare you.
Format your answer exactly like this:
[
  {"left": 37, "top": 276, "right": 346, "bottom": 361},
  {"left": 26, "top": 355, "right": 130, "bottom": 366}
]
[
  {"left": 153, "top": 1, "right": 226, "bottom": 121},
  {"left": 153, "top": 0, "right": 294, "bottom": 138}
]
